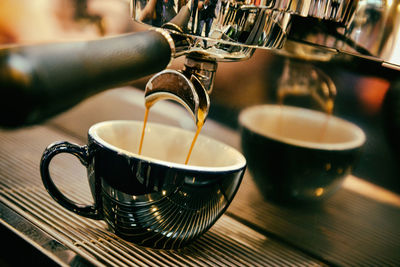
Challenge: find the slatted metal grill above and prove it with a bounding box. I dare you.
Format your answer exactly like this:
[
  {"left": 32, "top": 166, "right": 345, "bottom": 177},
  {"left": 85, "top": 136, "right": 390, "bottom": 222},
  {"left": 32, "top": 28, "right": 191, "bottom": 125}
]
[
  {"left": 228, "top": 171, "right": 400, "bottom": 266},
  {"left": 0, "top": 125, "right": 322, "bottom": 266}
]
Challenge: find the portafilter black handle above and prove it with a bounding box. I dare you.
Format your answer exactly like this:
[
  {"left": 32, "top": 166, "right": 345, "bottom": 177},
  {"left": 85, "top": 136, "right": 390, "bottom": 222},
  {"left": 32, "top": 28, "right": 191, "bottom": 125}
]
[{"left": 0, "top": 29, "right": 174, "bottom": 128}]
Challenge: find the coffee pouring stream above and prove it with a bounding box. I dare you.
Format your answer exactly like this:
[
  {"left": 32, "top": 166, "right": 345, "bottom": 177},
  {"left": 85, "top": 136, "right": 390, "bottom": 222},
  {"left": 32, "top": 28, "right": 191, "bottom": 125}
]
[{"left": 139, "top": 57, "right": 213, "bottom": 164}]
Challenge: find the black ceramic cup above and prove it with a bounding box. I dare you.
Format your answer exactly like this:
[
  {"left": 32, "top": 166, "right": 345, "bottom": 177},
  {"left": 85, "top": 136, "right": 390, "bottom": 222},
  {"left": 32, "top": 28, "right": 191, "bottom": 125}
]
[
  {"left": 239, "top": 105, "right": 366, "bottom": 204},
  {"left": 40, "top": 120, "right": 246, "bottom": 249}
]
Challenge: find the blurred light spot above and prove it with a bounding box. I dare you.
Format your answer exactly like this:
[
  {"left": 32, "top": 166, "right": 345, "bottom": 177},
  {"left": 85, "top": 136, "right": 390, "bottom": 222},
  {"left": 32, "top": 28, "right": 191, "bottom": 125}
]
[
  {"left": 315, "top": 187, "right": 324, "bottom": 197},
  {"left": 325, "top": 163, "right": 331, "bottom": 171}
]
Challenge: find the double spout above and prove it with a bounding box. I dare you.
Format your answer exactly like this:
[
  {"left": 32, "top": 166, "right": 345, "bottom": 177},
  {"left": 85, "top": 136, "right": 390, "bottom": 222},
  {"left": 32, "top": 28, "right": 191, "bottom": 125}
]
[{"left": 144, "top": 57, "right": 217, "bottom": 125}]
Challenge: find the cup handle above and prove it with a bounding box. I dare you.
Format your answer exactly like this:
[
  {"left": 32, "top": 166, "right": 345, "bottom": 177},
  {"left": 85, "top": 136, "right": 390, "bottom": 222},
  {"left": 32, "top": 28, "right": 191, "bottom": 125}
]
[{"left": 40, "top": 141, "right": 102, "bottom": 220}]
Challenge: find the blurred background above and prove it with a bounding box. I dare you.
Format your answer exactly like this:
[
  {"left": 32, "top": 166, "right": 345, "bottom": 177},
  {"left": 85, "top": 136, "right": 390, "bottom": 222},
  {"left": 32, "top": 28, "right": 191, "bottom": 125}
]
[{"left": 1, "top": 0, "right": 399, "bottom": 194}]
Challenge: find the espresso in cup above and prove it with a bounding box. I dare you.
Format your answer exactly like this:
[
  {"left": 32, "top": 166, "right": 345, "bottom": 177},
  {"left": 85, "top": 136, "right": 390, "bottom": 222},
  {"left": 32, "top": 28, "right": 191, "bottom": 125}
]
[
  {"left": 41, "top": 120, "right": 246, "bottom": 249},
  {"left": 239, "top": 105, "right": 366, "bottom": 203}
]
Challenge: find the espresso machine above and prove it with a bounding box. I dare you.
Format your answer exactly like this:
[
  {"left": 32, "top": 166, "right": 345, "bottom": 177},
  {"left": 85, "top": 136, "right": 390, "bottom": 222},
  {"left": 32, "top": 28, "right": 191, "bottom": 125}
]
[
  {"left": 1, "top": 0, "right": 399, "bottom": 127},
  {"left": 1, "top": 1, "right": 400, "bottom": 265}
]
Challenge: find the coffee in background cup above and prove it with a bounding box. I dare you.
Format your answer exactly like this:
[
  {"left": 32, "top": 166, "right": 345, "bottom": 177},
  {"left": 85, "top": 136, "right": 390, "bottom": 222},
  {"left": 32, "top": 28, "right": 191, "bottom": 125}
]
[{"left": 239, "top": 105, "right": 366, "bottom": 204}]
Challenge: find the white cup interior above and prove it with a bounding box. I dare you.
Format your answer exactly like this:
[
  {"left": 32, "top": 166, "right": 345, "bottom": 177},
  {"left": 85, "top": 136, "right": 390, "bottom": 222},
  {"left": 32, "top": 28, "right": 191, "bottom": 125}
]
[
  {"left": 89, "top": 120, "right": 246, "bottom": 170},
  {"left": 239, "top": 105, "right": 366, "bottom": 150}
]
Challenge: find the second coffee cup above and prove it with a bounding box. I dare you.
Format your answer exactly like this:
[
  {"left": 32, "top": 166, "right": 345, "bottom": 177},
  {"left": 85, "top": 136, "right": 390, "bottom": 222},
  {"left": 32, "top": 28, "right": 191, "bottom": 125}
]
[{"left": 239, "top": 105, "right": 366, "bottom": 204}]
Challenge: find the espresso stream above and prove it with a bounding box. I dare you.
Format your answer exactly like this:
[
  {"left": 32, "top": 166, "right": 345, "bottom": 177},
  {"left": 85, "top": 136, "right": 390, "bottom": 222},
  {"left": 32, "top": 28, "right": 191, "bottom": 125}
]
[{"left": 138, "top": 103, "right": 205, "bottom": 165}]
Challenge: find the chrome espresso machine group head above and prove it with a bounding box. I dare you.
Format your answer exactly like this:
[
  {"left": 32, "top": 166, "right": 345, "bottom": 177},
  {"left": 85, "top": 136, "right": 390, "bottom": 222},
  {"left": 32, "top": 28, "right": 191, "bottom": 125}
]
[
  {"left": 132, "top": 0, "right": 400, "bottom": 64},
  {"left": 131, "top": 0, "right": 400, "bottom": 122}
]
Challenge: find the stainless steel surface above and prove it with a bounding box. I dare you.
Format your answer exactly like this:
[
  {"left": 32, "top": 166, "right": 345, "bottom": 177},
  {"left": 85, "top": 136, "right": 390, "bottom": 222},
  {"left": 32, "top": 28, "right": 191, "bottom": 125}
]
[
  {"left": 286, "top": 0, "right": 400, "bottom": 67},
  {"left": 132, "top": 0, "right": 358, "bottom": 31},
  {"left": 341, "top": 0, "right": 400, "bottom": 65},
  {"left": 183, "top": 57, "right": 218, "bottom": 94},
  {"left": 229, "top": 177, "right": 400, "bottom": 266},
  {"left": 0, "top": 202, "right": 75, "bottom": 266},
  {"left": 132, "top": 0, "right": 290, "bottom": 60},
  {"left": 131, "top": 0, "right": 400, "bottom": 66}
]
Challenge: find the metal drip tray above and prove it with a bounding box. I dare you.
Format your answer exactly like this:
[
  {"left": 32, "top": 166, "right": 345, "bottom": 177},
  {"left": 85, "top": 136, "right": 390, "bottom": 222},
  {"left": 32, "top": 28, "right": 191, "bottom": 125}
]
[
  {"left": 0, "top": 88, "right": 323, "bottom": 266},
  {"left": 0, "top": 193, "right": 308, "bottom": 266}
]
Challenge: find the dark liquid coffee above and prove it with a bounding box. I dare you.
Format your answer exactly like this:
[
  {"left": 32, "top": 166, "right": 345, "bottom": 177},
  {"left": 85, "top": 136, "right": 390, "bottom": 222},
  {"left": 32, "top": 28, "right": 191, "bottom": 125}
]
[
  {"left": 138, "top": 105, "right": 150, "bottom": 155},
  {"left": 277, "top": 96, "right": 334, "bottom": 142},
  {"left": 138, "top": 102, "right": 206, "bottom": 165},
  {"left": 184, "top": 108, "right": 206, "bottom": 164}
]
